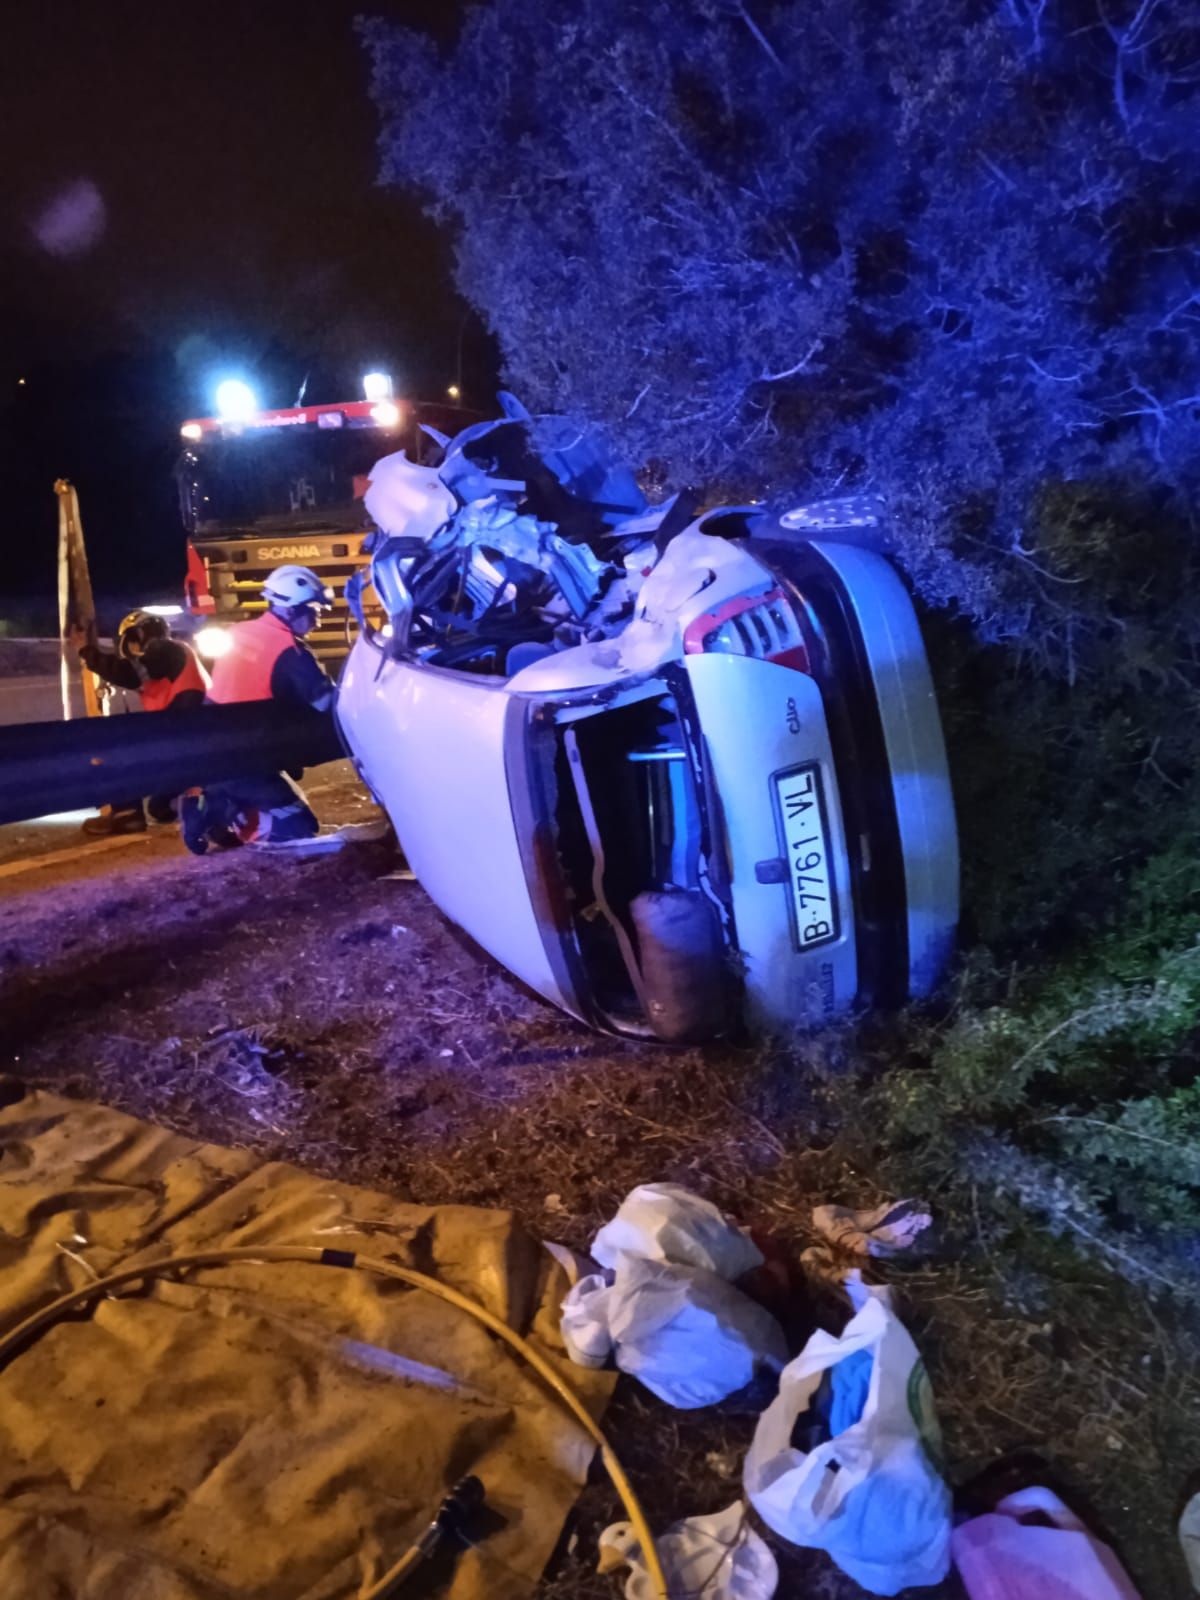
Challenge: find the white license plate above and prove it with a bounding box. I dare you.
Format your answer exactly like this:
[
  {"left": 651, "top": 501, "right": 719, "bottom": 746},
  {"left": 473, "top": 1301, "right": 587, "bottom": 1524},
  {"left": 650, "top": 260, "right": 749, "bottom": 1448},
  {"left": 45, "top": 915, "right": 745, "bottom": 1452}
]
[{"left": 772, "top": 763, "right": 839, "bottom": 950}]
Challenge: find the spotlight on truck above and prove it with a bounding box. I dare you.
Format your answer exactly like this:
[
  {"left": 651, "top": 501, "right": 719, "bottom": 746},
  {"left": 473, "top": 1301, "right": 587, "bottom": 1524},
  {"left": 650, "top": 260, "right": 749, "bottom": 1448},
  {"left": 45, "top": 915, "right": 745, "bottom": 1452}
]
[
  {"left": 363, "top": 371, "right": 393, "bottom": 402},
  {"left": 215, "top": 380, "right": 258, "bottom": 423}
]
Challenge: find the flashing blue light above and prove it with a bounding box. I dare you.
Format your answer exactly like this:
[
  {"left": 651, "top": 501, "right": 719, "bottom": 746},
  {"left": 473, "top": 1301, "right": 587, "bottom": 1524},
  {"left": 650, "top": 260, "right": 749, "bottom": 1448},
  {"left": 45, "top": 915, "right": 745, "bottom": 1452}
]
[{"left": 215, "top": 379, "right": 258, "bottom": 421}]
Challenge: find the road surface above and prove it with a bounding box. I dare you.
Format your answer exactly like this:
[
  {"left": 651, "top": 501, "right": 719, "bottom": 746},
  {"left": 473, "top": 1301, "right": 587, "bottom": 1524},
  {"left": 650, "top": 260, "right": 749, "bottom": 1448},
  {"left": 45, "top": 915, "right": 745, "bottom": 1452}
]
[{"left": 0, "top": 672, "right": 131, "bottom": 726}]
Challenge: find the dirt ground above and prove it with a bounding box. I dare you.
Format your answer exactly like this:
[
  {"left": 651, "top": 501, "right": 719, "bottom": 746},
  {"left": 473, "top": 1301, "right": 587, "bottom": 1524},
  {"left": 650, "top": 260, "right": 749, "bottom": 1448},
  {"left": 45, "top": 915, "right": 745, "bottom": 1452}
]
[{"left": 1, "top": 762, "right": 1195, "bottom": 1599}]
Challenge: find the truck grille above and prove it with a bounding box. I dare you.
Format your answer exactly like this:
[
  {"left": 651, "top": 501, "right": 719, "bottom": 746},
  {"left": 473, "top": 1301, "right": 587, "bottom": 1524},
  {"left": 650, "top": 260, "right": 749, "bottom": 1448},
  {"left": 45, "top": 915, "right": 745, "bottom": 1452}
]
[{"left": 193, "top": 530, "right": 377, "bottom": 662}]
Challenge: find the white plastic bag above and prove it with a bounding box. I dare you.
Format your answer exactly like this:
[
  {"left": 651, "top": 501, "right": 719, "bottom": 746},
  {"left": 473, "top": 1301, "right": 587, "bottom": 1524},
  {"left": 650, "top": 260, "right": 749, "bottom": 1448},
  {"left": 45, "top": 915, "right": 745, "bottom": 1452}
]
[
  {"left": 744, "top": 1286, "right": 950, "bottom": 1595},
  {"left": 591, "top": 1183, "right": 763, "bottom": 1279},
  {"left": 560, "top": 1270, "right": 617, "bottom": 1367},
  {"left": 953, "top": 1486, "right": 1143, "bottom": 1600},
  {"left": 599, "top": 1501, "right": 778, "bottom": 1600},
  {"left": 562, "top": 1253, "right": 786, "bottom": 1408}
]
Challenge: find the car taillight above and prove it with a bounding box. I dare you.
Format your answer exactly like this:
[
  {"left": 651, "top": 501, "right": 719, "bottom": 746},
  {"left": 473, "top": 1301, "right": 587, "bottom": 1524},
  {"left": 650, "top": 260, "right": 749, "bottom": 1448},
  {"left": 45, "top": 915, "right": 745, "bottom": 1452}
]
[{"left": 683, "top": 587, "right": 809, "bottom": 672}]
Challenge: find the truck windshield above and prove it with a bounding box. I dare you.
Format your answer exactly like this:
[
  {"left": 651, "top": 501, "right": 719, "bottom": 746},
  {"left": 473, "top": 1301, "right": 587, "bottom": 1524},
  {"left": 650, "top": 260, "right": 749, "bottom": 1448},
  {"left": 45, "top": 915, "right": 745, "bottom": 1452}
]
[{"left": 176, "top": 428, "right": 392, "bottom": 534}]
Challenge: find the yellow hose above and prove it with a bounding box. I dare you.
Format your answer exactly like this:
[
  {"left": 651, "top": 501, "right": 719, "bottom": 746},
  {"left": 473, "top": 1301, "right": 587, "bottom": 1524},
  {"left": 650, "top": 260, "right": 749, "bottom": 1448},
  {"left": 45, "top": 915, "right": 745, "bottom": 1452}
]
[{"left": 0, "top": 1244, "right": 670, "bottom": 1600}]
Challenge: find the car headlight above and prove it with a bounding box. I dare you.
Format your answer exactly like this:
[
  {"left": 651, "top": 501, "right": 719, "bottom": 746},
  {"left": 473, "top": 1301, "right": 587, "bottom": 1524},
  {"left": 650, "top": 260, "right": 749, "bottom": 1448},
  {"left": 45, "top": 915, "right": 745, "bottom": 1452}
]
[{"left": 194, "top": 625, "right": 233, "bottom": 660}]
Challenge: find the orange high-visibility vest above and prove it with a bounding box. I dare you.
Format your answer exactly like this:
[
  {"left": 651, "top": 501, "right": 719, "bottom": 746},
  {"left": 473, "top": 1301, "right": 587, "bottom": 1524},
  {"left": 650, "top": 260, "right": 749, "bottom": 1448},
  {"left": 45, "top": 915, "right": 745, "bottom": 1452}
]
[
  {"left": 207, "top": 612, "right": 298, "bottom": 704},
  {"left": 140, "top": 642, "right": 210, "bottom": 712}
]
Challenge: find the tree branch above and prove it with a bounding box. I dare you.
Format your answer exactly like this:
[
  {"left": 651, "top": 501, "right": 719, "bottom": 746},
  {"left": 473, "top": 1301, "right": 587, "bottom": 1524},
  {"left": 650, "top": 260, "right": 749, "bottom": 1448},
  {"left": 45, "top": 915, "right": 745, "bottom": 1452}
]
[
  {"left": 625, "top": 382, "right": 651, "bottom": 420},
  {"left": 760, "top": 339, "right": 823, "bottom": 382},
  {"left": 728, "top": 1, "right": 785, "bottom": 71}
]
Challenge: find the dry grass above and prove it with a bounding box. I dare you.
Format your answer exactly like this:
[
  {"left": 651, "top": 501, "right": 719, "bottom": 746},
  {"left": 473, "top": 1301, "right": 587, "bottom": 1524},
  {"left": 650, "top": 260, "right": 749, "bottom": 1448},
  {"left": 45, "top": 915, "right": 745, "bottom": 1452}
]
[{"left": 1, "top": 766, "right": 1197, "bottom": 1597}]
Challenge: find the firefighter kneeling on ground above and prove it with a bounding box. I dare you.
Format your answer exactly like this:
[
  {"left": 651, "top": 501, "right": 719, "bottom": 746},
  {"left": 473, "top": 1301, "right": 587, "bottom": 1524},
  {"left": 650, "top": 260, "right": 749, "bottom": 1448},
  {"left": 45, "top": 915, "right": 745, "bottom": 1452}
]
[
  {"left": 70, "top": 610, "right": 210, "bottom": 838},
  {"left": 181, "top": 565, "right": 334, "bottom": 855}
]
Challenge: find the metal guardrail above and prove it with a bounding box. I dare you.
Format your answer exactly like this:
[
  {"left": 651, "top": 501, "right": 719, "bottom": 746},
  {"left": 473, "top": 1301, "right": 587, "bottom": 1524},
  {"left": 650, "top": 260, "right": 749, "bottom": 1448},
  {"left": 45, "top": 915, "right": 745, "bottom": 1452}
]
[{"left": 0, "top": 703, "right": 344, "bottom": 826}]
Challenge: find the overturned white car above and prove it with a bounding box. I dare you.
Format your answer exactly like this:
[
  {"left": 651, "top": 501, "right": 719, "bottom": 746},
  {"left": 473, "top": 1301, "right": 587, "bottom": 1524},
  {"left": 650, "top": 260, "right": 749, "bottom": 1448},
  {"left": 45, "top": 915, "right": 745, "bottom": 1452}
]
[{"left": 337, "top": 395, "right": 958, "bottom": 1042}]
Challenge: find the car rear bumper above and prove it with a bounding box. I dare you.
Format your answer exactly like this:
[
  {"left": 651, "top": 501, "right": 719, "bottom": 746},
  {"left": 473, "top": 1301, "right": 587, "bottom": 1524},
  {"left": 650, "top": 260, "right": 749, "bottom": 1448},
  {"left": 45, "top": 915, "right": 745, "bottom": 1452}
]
[{"left": 793, "top": 541, "right": 959, "bottom": 999}]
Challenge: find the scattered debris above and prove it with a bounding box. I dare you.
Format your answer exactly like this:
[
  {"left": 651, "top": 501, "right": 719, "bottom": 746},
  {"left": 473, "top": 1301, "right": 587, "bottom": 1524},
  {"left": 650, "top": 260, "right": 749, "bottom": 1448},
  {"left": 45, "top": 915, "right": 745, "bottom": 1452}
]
[
  {"left": 953, "top": 1487, "right": 1144, "bottom": 1599},
  {"left": 745, "top": 1280, "right": 951, "bottom": 1596},
  {"left": 591, "top": 1182, "right": 763, "bottom": 1279},
  {"left": 599, "top": 1501, "right": 778, "bottom": 1600},
  {"left": 245, "top": 817, "right": 391, "bottom": 859},
  {"left": 704, "top": 1448, "right": 741, "bottom": 1481},
  {"left": 195, "top": 1025, "right": 295, "bottom": 1131},
  {"left": 811, "top": 1197, "right": 932, "bottom": 1258},
  {"left": 560, "top": 1184, "right": 784, "bottom": 1408},
  {"left": 562, "top": 1257, "right": 786, "bottom": 1408},
  {"left": 801, "top": 1197, "right": 933, "bottom": 1296}
]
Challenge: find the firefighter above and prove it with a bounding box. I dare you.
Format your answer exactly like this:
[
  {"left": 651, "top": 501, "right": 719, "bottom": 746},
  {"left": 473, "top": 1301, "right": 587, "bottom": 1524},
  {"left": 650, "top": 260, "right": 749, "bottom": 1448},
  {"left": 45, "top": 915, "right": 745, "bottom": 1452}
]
[
  {"left": 69, "top": 610, "right": 210, "bottom": 837},
  {"left": 181, "top": 565, "right": 334, "bottom": 854}
]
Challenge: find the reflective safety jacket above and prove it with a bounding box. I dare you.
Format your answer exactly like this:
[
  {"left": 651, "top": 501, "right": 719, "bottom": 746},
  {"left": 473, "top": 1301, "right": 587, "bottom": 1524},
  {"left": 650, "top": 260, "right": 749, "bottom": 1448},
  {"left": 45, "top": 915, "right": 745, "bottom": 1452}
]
[
  {"left": 207, "top": 611, "right": 331, "bottom": 709},
  {"left": 81, "top": 637, "right": 209, "bottom": 712},
  {"left": 140, "top": 641, "right": 209, "bottom": 711}
]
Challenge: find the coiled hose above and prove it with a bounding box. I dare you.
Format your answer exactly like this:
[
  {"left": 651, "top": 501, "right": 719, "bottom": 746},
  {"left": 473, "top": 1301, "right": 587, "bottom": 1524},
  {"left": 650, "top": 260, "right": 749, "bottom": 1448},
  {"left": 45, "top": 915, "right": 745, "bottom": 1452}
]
[{"left": 0, "top": 1244, "right": 669, "bottom": 1600}]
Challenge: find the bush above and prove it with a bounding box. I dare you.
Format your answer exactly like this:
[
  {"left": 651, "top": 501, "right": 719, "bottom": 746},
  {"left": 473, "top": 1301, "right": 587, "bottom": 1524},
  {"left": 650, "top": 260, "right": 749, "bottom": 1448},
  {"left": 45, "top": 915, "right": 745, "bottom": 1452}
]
[
  {"left": 833, "top": 841, "right": 1200, "bottom": 1293},
  {"left": 361, "top": 0, "right": 1200, "bottom": 655}
]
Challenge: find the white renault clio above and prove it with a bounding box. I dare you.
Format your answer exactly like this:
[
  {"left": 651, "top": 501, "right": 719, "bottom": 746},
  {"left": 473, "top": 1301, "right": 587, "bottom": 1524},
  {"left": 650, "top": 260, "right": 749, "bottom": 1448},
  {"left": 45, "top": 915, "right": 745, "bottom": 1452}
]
[{"left": 336, "top": 401, "right": 957, "bottom": 1041}]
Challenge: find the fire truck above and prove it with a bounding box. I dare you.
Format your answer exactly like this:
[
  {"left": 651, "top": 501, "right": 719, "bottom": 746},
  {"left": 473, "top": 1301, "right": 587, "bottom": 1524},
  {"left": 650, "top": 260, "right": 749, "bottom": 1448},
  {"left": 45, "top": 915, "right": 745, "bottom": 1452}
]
[{"left": 175, "top": 377, "right": 471, "bottom": 663}]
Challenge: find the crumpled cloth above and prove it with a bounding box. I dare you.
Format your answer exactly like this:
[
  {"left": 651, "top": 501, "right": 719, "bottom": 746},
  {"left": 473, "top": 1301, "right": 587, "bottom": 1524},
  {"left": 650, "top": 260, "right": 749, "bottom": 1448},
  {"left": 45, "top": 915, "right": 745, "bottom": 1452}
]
[{"left": 599, "top": 1501, "right": 778, "bottom": 1600}]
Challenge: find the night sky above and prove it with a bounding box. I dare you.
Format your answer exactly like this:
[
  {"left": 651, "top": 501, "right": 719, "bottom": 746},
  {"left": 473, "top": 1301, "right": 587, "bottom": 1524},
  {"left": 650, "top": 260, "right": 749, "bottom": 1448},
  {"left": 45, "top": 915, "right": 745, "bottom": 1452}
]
[{"left": 0, "top": 1, "right": 479, "bottom": 610}]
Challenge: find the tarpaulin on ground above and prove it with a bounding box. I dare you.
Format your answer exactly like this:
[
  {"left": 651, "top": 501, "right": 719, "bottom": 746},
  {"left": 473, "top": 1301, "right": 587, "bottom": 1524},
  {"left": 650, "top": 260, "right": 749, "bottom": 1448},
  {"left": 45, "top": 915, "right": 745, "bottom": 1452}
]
[{"left": 0, "top": 1085, "right": 614, "bottom": 1599}]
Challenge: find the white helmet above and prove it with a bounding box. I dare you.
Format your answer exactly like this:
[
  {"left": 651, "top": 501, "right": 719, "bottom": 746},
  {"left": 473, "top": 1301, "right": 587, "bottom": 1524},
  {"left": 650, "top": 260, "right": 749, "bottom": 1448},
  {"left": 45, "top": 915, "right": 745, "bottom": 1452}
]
[{"left": 262, "top": 565, "right": 332, "bottom": 608}]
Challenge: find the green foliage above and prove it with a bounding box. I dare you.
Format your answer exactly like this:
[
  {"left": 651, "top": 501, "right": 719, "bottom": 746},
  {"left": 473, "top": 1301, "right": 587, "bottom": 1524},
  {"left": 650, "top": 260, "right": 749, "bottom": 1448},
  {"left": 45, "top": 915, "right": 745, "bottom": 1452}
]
[
  {"left": 1048, "top": 1082, "right": 1200, "bottom": 1229},
  {"left": 839, "top": 842, "right": 1200, "bottom": 1294},
  {"left": 931, "top": 480, "right": 1200, "bottom": 948}
]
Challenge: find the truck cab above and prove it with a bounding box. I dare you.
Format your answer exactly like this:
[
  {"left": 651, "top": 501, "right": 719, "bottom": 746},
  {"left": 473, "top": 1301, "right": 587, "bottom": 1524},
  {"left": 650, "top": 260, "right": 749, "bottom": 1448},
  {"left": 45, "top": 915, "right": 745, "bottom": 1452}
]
[{"left": 176, "top": 394, "right": 469, "bottom": 664}]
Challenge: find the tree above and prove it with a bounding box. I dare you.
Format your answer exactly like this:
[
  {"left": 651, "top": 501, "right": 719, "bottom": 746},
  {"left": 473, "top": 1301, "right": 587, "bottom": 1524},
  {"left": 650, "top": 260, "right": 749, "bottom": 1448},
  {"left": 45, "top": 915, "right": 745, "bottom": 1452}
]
[{"left": 360, "top": 1, "right": 1200, "bottom": 668}]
